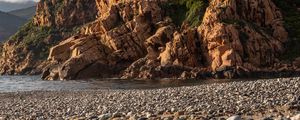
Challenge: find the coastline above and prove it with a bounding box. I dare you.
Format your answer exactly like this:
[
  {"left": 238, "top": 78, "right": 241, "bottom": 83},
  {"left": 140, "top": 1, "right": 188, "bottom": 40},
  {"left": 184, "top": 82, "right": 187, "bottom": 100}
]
[{"left": 0, "top": 77, "right": 299, "bottom": 119}]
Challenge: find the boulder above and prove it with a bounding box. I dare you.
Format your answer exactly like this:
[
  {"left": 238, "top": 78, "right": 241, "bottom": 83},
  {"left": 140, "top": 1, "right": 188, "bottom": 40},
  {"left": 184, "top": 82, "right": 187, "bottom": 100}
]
[{"left": 43, "top": 35, "right": 115, "bottom": 80}]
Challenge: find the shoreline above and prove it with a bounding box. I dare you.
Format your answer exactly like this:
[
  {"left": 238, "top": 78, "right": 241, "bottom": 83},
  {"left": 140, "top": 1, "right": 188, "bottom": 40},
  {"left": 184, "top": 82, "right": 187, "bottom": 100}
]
[{"left": 0, "top": 77, "right": 299, "bottom": 119}]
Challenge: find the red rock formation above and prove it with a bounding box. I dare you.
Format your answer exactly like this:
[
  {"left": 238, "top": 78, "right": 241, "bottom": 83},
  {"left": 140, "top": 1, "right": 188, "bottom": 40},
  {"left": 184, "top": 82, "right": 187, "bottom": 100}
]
[
  {"left": 43, "top": 0, "right": 165, "bottom": 80},
  {"left": 1, "top": 0, "right": 299, "bottom": 80},
  {"left": 198, "top": 0, "right": 288, "bottom": 72},
  {"left": 34, "top": 0, "right": 97, "bottom": 28},
  {"left": 42, "top": 0, "right": 299, "bottom": 80},
  {"left": 0, "top": 0, "right": 98, "bottom": 75}
]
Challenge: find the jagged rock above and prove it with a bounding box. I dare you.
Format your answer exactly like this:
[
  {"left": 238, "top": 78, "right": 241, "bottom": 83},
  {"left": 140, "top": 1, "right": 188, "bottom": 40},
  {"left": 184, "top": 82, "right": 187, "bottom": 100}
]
[
  {"left": 198, "top": 0, "right": 288, "bottom": 72},
  {"left": 43, "top": 34, "right": 117, "bottom": 80},
  {"left": 0, "top": 45, "right": 42, "bottom": 75},
  {"left": 34, "top": 0, "right": 97, "bottom": 28},
  {"left": 1, "top": 0, "right": 299, "bottom": 80},
  {"left": 42, "top": 0, "right": 169, "bottom": 80},
  {"left": 165, "top": 28, "right": 201, "bottom": 67},
  {"left": 43, "top": 0, "right": 296, "bottom": 80},
  {"left": 120, "top": 21, "right": 204, "bottom": 79},
  {"left": 0, "top": 0, "right": 98, "bottom": 75},
  {"left": 122, "top": 25, "right": 203, "bottom": 79},
  {"left": 121, "top": 57, "right": 193, "bottom": 80},
  {"left": 146, "top": 25, "right": 175, "bottom": 60}
]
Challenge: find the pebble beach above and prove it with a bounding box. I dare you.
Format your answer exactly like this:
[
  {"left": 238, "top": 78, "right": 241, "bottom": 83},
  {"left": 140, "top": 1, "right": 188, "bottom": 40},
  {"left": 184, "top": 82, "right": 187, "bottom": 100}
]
[{"left": 0, "top": 78, "right": 299, "bottom": 120}]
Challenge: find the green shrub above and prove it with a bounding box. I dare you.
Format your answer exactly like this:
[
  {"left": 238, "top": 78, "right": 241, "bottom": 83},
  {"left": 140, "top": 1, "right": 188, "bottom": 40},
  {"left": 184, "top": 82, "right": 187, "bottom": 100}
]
[
  {"left": 163, "top": 0, "right": 209, "bottom": 27},
  {"left": 7, "top": 20, "right": 61, "bottom": 59},
  {"left": 273, "top": 0, "right": 300, "bottom": 60}
]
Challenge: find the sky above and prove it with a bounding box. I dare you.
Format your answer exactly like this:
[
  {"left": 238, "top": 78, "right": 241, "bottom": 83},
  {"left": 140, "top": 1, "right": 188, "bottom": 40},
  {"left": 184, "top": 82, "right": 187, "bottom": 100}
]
[{"left": 0, "top": 0, "right": 38, "bottom": 3}]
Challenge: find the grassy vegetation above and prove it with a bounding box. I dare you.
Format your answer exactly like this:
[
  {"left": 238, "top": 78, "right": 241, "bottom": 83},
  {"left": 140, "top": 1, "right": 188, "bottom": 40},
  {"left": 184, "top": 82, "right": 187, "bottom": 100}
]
[
  {"left": 273, "top": 0, "right": 300, "bottom": 60},
  {"left": 7, "top": 18, "right": 83, "bottom": 60},
  {"left": 39, "top": 0, "right": 64, "bottom": 14},
  {"left": 7, "top": 20, "right": 61, "bottom": 59},
  {"left": 3, "top": 0, "right": 91, "bottom": 61},
  {"left": 163, "top": 0, "right": 209, "bottom": 27}
]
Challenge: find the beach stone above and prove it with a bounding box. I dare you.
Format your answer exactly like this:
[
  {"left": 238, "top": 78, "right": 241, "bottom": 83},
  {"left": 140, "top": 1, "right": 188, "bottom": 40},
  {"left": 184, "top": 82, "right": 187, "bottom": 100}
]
[
  {"left": 178, "top": 115, "right": 187, "bottom": 120},
  {"left": 0, "top": 77, "right": 299, "bottom": 119},
  {"left": 112, "top": 112, "right": 123, "bottom": 118},
  {"left": 146, "top": 112, "right": 153, "bottom": 118},
  {"left": 291, "top": 114, "right": 300, "bottom": 120},
  {"left": 171, "top": 108, "right": 176, "bottom": 112},
  {"left": 129, "top": 115, "right": 138, "bottom": 120},
  {"left": 161, "top": 115, "right": 174, "bottom": 120},
  {"left": 137, "top": 117, "right": 148, "bottom": 120},
  {"left": 99, "top": 113, "right": 112, "bottom": 120},
  {"left": 126, "top": 112, "right": 133, "bottom": 117},
  {"left": 263, "top": 117, "right": 274, "bottom": 120},
  {"left": 174, "top": 111, "right": 185, "bottom": 116},
  {"left": 227, "top": 115, "right": 242, "bottom": 120},
  {"left": 0, "top": 116, "right": 6, "bottom": 120}
]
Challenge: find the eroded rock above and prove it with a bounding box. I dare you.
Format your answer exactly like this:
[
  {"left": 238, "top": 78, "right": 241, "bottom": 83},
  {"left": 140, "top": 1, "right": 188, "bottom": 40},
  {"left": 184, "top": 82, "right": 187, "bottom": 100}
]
[
  {"left": 1, "top": 0, "right": 298, "bottom": 80},
  {"left": 198, "top": 0, "right": 288, "bottom": 72},
  {"left": 0, "top": 0, "right": 98, "bottom": 75},
  {"left": 42, "top": 0, "right": 298, "bottom": 80}
]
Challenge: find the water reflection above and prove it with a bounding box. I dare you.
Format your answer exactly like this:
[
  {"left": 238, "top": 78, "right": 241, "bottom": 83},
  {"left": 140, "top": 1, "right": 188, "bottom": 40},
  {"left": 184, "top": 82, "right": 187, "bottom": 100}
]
[{"left": 0, "top": 76, "right": 254, "bottom": 92}]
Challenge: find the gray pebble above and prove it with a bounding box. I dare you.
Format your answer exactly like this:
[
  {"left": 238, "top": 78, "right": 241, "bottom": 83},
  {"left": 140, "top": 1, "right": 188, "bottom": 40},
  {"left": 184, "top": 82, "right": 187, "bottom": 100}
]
[{"left": 227, "top": 115, "right": 242, "bottom": 120}]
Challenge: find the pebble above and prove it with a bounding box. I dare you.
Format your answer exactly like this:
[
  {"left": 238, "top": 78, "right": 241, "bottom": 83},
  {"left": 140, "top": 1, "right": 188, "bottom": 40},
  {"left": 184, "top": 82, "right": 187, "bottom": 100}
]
[
  {"left": 137, "top": 117, "right": 147, "bottom": 120},
  {"left": 112, "top": 112, "right": 123, "bottom": 118},
  {"left": 227, "top": 115, "right": 242, "bottom": 120},
  {"left": 145, "top": 112, "right": 153, "bottom": 118},
  {"left": 99, "top": 113, "right": 112, "bottom": 120},
  {"left": 291, "top": 114, "right": 300, "bottom": 120},
  {"left": 0, "top": 116, "right": 6, "bottom": 120},
  {"left": 0, "top": 77, "right": 299, "bottom": 119},
  {"left": 178, "top": 115, "right": 187, "bottom": 120}
]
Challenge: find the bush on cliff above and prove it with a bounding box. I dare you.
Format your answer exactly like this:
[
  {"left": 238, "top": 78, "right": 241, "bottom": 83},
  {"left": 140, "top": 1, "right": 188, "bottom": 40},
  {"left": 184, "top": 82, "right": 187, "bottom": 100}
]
[
  {"left": 273, "top": 0, "right": 300, "bottom": 60},
  {"left": 163, "top": 0, "right": 209, "bottom": 27},
  {"left": 7, "top": 19, "right": 80, "bottom": 60},
  {"left": 7, "top": 20, "right": 61, "bottom": 59}
]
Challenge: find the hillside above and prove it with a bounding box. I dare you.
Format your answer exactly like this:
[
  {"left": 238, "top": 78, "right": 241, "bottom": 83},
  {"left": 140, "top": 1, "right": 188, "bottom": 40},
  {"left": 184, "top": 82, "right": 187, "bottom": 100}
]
[
  {"left": 8, "top": 6, "right": 36, "bottom": 20},
  {"left": 0, "top": 1, "right": 36, "bottom": 12},
  {"left": 0, "top": 0, "right": 98, "bottom": 75},
  {"left": 0, "top": 0, "right": 299, "bottom": 80},
  {"left": 0, "top": 11, "right": 27, "bottom": 42}
]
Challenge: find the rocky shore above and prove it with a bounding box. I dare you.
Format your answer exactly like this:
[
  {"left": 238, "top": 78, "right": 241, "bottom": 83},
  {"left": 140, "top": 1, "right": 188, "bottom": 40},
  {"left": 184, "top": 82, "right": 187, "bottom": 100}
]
[{"left": 0, "top": 77, "right": 299, "bottom": 119}]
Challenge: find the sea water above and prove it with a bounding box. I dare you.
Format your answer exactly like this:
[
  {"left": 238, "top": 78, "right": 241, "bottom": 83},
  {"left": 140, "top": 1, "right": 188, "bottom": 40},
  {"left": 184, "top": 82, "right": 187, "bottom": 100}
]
[{"left": 0, "top": 76, "right": 241, "bottom": 92}]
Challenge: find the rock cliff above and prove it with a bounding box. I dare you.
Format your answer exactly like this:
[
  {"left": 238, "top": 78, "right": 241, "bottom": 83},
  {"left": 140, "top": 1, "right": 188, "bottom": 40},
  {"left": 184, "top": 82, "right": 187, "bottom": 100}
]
[
  {"left": 198, "top": 0, "right": 289, "bottom": 73},
  {"left": 1, "top": 0, "right": 300, "bottom": 80},
  {"left": 0, "top": 0, "right": 97, "bottom": 75}
]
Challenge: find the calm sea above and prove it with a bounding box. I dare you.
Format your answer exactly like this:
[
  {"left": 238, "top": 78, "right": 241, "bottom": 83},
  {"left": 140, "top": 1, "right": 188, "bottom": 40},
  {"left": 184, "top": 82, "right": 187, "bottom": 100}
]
[{"left": 0, "top": 76, "right": 243, "bottom": 92}]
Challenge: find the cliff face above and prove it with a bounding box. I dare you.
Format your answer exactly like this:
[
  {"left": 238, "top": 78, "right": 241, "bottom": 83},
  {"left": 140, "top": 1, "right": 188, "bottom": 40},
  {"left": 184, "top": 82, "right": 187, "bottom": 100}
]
[
  {"left": 0, "top": 0, "right": 97, "bottom": 75},
  {"left": 1, "top": 0, "right": 300, "bottom": 80},
  {"left": 34, "top": 0, "right": 97, "bottom": 28},
  {"left": 198, "top": 0, "right": 288, "bottom": 72},
  {"left": 41, "top": 0, "right": 297, "bottom": 80}
]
